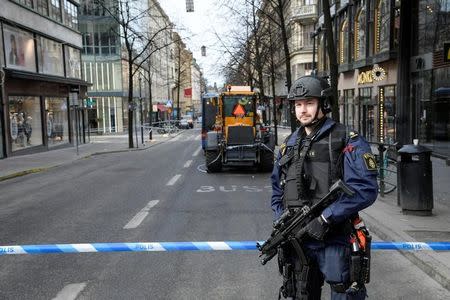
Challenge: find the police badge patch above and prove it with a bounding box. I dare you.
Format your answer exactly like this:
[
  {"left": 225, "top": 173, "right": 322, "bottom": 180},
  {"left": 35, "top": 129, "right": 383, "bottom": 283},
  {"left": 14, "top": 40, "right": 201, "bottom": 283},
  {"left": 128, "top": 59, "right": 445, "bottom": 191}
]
[
  {"left": 280, "top": 143, "right": 287, "bottom": 155},
  {"left": 363, "top": 153, "right": 377, "bottom": 171}
]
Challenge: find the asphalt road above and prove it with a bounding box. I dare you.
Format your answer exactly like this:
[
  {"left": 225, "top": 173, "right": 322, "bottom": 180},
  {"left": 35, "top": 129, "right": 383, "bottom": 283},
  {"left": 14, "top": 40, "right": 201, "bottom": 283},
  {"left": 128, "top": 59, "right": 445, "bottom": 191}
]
[{"left": 0, "top": 129, "right": 449, "bottom": 299}]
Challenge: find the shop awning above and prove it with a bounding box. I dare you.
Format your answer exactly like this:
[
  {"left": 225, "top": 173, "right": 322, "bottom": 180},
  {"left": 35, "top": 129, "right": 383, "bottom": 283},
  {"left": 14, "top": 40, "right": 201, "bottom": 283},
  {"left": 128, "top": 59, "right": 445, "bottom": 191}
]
[
  {"left": 4, "top": 68, "right": 90, "bottom": 87},
  {"left": 157, "top": 104, "right": 168, "bottom": 112}
]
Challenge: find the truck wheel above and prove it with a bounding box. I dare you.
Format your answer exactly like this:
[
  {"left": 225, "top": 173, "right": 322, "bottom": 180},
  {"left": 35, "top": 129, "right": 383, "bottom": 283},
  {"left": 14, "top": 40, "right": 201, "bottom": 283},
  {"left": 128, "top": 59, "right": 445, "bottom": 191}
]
[
  {"left": 259, "top": 149, "right": 274, "bottom": 172},
  {"left": 206, "top": 150, "right": 222, "bottom": 173}
]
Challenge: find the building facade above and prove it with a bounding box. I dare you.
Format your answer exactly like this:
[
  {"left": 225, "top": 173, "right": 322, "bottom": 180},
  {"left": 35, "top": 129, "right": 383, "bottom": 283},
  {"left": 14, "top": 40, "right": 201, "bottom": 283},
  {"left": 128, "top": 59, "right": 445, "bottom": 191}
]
[
  {"left": 1, "top": 0, "right": 87, "bottom": 158},
  {"left": 408, "top": 0, "right": 450, "bottom": 157},
  {"left": 316, "top": 0, "right": 400, "bottom": 144},
  {"left": 79, "top": 0, "right": 124, "bottom": 134},
  {"left": 314, "top": 0, "right": 449, "bottom": 157}
]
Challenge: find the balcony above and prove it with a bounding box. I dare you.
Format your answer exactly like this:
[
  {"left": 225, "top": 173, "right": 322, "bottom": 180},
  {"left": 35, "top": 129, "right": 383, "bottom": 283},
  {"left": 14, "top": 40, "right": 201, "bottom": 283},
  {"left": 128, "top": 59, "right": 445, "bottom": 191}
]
[{"left": 291, "top": 4, "right": 318, "bottom": 24}]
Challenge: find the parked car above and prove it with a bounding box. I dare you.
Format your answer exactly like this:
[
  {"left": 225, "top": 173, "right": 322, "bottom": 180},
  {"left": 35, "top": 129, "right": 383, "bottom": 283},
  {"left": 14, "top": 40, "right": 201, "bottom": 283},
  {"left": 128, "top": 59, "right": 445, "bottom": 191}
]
[
  {"left": 182, "top": 115, "right": 194, "bottom": 128},
  {"left": 178, "top": 119, "right": 190, "bottom": 129}
]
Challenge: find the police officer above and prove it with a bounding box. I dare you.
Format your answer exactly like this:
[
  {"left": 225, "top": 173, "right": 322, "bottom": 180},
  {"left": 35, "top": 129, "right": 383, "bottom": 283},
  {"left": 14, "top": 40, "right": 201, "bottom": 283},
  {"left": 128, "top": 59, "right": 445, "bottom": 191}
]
[{"left": 271, "top": 75, "right": 378, "bottom": 299}]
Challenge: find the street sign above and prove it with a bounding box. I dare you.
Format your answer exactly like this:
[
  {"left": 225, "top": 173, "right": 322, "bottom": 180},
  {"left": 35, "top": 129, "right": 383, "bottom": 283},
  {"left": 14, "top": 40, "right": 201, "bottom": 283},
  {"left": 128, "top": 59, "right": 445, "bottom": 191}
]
[{"left": 444, "top": 43, "right": 450, "bottom": 62}]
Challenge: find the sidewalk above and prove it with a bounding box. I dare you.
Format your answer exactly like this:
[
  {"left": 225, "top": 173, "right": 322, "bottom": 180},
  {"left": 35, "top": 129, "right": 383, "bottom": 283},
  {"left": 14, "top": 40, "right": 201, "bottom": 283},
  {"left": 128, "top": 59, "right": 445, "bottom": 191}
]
[
  {"left": 1, "top": 130, "right": 449, "bottom": 291},
  {"left": 0, "top": 131, "right": 180, "bottom": 181},
  {"left": 362, "top": 156, "right": 450, "bottom": 291}
]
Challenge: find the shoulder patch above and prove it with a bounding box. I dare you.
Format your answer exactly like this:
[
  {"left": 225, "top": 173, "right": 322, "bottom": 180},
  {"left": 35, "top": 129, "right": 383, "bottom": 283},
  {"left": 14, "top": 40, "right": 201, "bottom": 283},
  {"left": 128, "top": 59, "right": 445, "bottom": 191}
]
[
  {"left": 363, "top": 153, "right": 377, "bottom": 171},
  {"left": 349, "top": 131, "right": 359, "bottom": 139},
  {"left": 280, "top": 143, "right": 287, "bottom": 155}
]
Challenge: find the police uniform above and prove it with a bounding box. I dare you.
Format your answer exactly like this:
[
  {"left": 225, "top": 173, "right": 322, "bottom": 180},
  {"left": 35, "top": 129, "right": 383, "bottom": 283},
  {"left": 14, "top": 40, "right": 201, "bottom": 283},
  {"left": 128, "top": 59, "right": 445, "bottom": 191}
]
[{"left": 270, "top": 117, "right": 378, "bottom": 300}]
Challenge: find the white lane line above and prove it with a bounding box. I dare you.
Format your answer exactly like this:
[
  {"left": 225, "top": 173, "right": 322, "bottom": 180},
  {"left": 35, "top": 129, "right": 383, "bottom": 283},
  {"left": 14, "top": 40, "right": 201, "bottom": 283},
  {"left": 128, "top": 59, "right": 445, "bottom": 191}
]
[
  {"left": 195, "top": 135, "right": 201, "bottom": 140},
  {"left": 192, "top": 147, "right": 202, "bottom": 157},
  {"left": 184, "top": 160, "right": 193, "bottom": 168},
  {"left": 124, "top": 200, "right": 160, "bottom": 229},
  {"left": 52, "top": 283, "right": 87, "bottom": 300},
  {"left": 166, "top": 174, "right": 182, "bottom": 186}
]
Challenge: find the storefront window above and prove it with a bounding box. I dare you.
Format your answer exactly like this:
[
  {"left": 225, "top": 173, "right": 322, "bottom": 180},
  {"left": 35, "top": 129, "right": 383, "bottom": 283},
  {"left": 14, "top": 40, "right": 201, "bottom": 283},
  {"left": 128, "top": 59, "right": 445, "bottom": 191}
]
[
  {"left": 0, "top": 105, "right": 4, "bottom": 158},
  {"left": 65, "top": 46, "right": 81, "bottom": 79},
  {"left": 3, "top": 25, "right": 36, "bottom": 72},
  {"left": 38, "top": 36, "right": 64, "bottom": 76},
  {"left": 343, "top": 89, "right": 355, "bottom": 129},
  {"left": 380, "top": 85, "right": 396, "bottom": 144},
  {"left": 359, "top": 88, "right": 375, "bottom": 142},
  {"left": 9, "top": 96, "right": 43, "bottom": 152},
  {"left": 45, "top": 98, "right": 69, "bottom": 147}
]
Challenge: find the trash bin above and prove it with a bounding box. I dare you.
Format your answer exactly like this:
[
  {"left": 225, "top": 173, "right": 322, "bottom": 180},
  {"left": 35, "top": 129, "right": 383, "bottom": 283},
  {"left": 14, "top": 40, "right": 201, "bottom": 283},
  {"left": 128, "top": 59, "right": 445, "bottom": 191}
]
[{"left": 397, "top": 144, "right": 433, "bottom": 215}]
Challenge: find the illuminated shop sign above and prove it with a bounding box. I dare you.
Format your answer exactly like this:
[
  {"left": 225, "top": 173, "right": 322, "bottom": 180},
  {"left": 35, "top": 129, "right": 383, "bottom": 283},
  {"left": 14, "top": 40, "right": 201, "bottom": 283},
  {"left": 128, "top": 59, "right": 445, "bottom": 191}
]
[{"left": 357, "top": 66, "right": 387, "bottom": 84}]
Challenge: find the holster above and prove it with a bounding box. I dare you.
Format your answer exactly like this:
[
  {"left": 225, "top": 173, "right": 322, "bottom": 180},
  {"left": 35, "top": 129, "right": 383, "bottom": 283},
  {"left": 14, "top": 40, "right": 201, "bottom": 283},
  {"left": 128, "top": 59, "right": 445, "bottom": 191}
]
[{"left": 348, "top": 217, "right": 372, "bottom": 293}]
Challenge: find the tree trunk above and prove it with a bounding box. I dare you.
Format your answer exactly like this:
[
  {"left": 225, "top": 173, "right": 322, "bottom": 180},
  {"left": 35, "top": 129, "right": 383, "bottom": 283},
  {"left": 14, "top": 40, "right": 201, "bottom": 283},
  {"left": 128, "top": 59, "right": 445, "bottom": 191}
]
[{"left": 128, "top": 58, "right": 134, "bottom": 148}]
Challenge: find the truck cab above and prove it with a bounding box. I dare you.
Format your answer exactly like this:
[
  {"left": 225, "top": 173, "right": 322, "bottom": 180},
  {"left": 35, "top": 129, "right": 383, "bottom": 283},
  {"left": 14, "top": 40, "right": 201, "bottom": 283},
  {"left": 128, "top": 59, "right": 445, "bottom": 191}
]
[{"left": 204, "top": 86, "right": 274, "bottom": 172}]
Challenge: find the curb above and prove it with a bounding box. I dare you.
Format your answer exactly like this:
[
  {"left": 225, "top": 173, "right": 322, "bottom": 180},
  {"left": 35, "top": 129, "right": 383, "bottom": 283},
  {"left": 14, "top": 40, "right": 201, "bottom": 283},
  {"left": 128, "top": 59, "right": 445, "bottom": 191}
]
[
  {"left": 0, "top": 133, "right": 183, "bottom": 182},
  {"left": 362, "top": 210, "right": 450, "bottom": 291},
  {"left": 0, "top": 168, "right": 50, "bottom": 182}
]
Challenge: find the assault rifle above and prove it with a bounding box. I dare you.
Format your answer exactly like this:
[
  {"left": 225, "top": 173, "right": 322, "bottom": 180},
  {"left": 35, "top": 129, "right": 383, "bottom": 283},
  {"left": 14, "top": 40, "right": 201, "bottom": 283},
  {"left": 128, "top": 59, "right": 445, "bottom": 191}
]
[{"left": 257, "top": 179, "right": 355, "bottom": 265}]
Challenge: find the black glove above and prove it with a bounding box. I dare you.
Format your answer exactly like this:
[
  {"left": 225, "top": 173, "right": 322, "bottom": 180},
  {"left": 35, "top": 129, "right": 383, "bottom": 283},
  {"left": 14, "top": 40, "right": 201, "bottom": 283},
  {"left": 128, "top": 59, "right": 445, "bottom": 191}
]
[{"left": 305, "top": 216, "right": 329, "bottom": 240}]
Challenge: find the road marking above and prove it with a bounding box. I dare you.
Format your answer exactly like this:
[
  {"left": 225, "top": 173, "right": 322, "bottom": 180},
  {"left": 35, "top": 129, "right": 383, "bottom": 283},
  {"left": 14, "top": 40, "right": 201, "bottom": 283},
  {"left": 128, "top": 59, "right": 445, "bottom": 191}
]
[
  {"left": 166, "top": 174, "right": 181, "bottom": 186},
  {"left": 124, "top": 200, "right": 160, "bottom": 229},
  {"left": 192, "top": 147, "right": 202, "bottom": 157},
  {"left": 195, "top": 135, "right": 201, "bottom": 140},
  {"left": 184, "top": 160, "right": 193, "bottom": 168},
  {"left": 52, "top": 283, "right": 87, "bottom": 300}
]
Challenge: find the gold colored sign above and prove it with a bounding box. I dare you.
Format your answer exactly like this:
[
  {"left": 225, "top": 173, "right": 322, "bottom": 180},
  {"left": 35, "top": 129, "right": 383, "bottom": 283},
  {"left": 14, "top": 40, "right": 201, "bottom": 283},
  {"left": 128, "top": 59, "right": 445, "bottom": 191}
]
[
  {"left": 372, "top": 66, "right": 387, "bottom": 81},
  {"left": 358, "top": 66, "right": 387, "bottom": 84},
  {"left": 357, "top": 70, "right": 373, "bottom": 84}
]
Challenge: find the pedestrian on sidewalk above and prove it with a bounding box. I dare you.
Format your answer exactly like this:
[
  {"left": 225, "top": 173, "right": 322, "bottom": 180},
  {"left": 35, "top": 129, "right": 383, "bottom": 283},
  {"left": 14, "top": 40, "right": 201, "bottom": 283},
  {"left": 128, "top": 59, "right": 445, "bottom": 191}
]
[{"left": 270, "top": 75, "right": 378, "bottom": 299}]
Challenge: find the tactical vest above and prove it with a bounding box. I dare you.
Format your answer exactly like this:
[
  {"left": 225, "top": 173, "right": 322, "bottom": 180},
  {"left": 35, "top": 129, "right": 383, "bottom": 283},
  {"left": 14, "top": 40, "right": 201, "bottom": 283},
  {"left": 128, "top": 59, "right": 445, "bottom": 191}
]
[{"left": 279, "top": 123, "right": 347, "bottom": 209}]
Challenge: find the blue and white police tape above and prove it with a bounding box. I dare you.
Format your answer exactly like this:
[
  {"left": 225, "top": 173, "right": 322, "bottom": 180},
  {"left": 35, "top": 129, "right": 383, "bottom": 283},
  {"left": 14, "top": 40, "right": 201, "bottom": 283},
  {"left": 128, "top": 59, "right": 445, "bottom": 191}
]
[{"left": 1, "top": 241, "right": 450, "bottom": 255}]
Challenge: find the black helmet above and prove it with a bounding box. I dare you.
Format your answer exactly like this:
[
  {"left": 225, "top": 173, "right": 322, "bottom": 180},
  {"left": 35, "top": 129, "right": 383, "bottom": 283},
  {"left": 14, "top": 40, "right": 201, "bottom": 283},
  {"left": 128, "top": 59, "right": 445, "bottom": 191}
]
[{"left": 287, "top": 75, "right": 333, "bottom": 114}]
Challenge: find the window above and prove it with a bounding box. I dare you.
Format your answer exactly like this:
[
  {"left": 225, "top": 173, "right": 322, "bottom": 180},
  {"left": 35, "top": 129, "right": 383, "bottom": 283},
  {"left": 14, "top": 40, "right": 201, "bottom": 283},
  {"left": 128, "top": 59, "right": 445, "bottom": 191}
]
[
  {"left": 343, "top": 89, "right": 355, "bottom": 129},
  {"left": 3, "top": 25, "right": 36, "bottom": 72},
  {"left": 50, "top": 0, "right": 62, "bottom": 22},
  {"left": 37, "top": 0, "right": 49, "bottom": 16},
  {"left": 14, "top": 0, "right": 33, "bottom": 8},
  {"left": 65, "top": 46, "right": 81, "bottom": 78},
  {"left": 9, "top": 96, "right": 43, "bottom": 151},
  {"left": 38, "top": 36, "right": 64, "bottom": 76},
  {"left": 340, "top": 19, "right": 349, "bottom": 63},
  {"left": 379, "top": 85, "right": 396, "bottom": 144},
  {"left": 63, "top": 0, "right": 78, "bottom": 30},
  {"left": 354, "top": 6, "right": 366, "bottom": 60},
  {"left": 223, "top": 96, "right": 255, "bottom": 117},
  {"left": 45, "top": 98, "right": 69, "bottom": 147},
  {"left": 375, "top": 0, "right": 390, "bottom": 53},
  {"left": 359, "top": 88, "right": 375, "bottom": 142}
]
